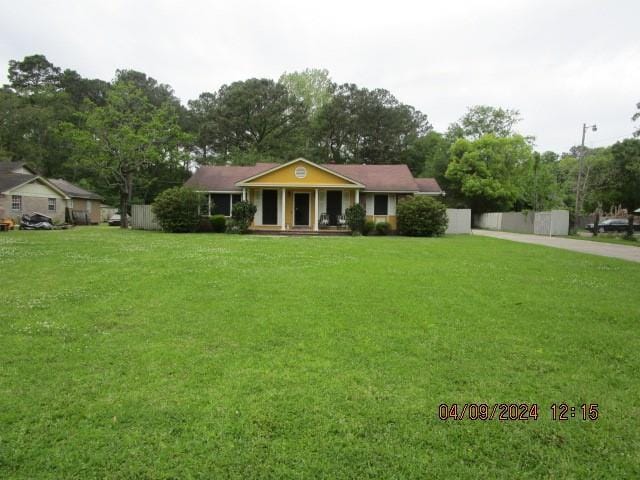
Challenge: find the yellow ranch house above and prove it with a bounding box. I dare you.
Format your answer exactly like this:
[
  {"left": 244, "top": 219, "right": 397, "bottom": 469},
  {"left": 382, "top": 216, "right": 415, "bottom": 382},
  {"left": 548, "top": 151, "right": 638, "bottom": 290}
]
[{"left": 185, "top": 158, "right": 444, "bottom": 232}]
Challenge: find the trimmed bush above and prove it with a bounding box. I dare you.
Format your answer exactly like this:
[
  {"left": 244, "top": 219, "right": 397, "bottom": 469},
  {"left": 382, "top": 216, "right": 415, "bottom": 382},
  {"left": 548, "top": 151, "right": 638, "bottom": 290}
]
[
  {"left": 363, "top": 220, "right": 376, "bottom": 236},
  {"left": 397, "top": 196, "right": 448, "bottom": 237},
  {"left": 210, "top": 214, "right": 227, "bottom": 233},
  {"left": 345, "top": 204, "right": 366, "bottom": 234},
  {"left": 198, "top": 217, "right": 214, "bottom": 233},
  {"left": 375, "top": 221, "right": 391, "bottom": 236},
  {"left": 230, "top": 201, "right": 257, "bottom": 233},
  {"left": 152, "top": 187, "right": 202, "bottom": 233}
]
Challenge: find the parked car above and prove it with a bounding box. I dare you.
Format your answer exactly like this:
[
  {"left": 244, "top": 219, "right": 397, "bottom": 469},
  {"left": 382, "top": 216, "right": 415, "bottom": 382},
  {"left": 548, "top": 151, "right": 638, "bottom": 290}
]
[
  {"left": 585, "top": 218, "right": 640, "bottom": 233},
  {"left": 107, "top": 213, "right": 131, "bottom": 226}
]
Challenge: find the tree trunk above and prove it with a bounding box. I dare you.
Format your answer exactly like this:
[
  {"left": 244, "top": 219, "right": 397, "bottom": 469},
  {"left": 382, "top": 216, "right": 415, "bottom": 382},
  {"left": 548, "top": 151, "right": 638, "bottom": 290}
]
[
  {"left": 120, "top": 172, "right": 133, "bottom": 229},
  {"left": 119, "top": 190, "right": 128, "bottom": 229}
]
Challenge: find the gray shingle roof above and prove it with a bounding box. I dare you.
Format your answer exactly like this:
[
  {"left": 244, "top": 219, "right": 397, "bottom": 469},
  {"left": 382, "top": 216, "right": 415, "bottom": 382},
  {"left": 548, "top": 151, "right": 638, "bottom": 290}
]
[
  {"left": 414, "top": 178, "right": 443, "bottom": 193},
  {"left": 184, "top": 163, "right": 279, "bottom": 191},
  {"left": 183, "top": 161, "right": 444, "bottom": 194},
  {"left": 48, "top": 178, "right": 103, "bottom": 200},
  {"left": 0, "top": 173, "right": 37, "bottom": 193}
]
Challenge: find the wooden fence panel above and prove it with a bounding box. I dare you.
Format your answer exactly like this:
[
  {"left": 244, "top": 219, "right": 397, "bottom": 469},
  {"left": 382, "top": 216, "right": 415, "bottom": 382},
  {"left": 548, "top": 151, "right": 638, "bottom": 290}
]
[{"left": 131, "top": 205, "right": 161, "bottom": 230}]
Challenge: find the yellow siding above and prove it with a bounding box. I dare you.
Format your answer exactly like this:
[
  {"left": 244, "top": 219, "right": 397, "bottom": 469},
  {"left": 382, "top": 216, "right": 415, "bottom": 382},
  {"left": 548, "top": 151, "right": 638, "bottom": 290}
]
[{"left": 244, "top": 160, "right": 355, "bottom": 186}]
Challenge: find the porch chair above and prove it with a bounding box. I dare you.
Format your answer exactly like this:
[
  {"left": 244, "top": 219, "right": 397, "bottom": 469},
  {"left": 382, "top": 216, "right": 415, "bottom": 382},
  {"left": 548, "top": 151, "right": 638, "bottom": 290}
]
[
  {"left": 337, "top": 214, "right": 347, "bottom": 229},
  {"left": 319, "top": 212, "right": 330, "bottom": 228}
]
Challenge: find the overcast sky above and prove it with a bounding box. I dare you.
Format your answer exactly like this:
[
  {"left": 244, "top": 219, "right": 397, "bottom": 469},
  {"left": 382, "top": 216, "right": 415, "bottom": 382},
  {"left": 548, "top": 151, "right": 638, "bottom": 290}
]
[{"left": 1, "top": 0, "right": 639, "bottom": 153}]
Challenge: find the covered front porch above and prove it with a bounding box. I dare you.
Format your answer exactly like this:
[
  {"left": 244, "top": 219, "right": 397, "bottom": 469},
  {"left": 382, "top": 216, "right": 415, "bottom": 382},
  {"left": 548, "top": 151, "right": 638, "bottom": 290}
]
[{"left": 246, "top": 187, "right": 360, "bottom": 232}]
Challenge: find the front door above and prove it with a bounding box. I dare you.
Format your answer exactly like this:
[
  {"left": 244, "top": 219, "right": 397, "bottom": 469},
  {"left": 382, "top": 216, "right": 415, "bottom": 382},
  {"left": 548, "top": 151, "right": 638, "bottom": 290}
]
[
  {"left": 262, "top": 189, "right": 278, "bottom": 225},
  {"left": 294, "top": 193, "right": 310, "bottom": 226},
  {"left": 326, "top": 190, "right": 342, "bottom": 226}
]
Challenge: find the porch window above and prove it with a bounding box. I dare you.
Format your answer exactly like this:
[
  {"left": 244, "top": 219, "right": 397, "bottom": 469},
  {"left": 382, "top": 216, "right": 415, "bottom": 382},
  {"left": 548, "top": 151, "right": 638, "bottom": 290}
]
[
  {"left": 48, "top": 198, "right": 56, "bottom": 211},
  {"left": 374, "top": 194, "right": 388, "bottom": 215},
  {"left": 11, "top": 195, "right": 21, "bottom": 211}
]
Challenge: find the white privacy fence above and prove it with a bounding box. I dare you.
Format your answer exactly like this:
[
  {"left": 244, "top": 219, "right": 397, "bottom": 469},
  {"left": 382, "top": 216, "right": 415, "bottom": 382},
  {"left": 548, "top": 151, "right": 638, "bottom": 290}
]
[
  {"left": 445, "top": 209, "right": 471, "bottom": 234},
  {"left": 474, "top": 210, "right": 569, "bottom": 236},
  {"left": 131, "top": 205, "right": 161, "bottom": 230},
  {"left": 533, "top": 210, "right": 569, "bottom": 236}
]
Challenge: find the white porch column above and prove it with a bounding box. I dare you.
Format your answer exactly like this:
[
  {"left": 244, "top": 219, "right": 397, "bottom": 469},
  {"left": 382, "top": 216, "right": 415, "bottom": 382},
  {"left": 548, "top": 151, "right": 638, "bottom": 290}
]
[
  {"left": 242, "top": 188, "right": 247, "bottom": 201},
  {"left": 355, "top": 189, "right": 360, "bottom": 204},
  {"left": 314, "top": 188, "right": 319, "bottom": 231},
  {"left": 281, "top": 188, "right": 286, "bottom": 231}
]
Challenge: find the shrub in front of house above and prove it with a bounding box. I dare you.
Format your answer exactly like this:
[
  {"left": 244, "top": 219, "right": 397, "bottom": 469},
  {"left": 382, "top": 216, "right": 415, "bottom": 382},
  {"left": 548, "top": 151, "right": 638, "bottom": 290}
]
[
  {"left": 375, "top": 221, "right": 391, "bottom": 235},
  {"left": 210, "top": 214, "right": 227, "bottom": 233},
  {"left": 198, "top": 217, "right": 214, "bottom": 232},
  {"left": 363, "top": 220, "right": 376, "bottom": 236},
  {"left": 345, "top": 204, "right": 366, "bottom": 235},
  {"left": 152, "top": 187, "right": 202, "bottom": 233},
  {"left": 230, "top": 201, "right": 257, "bottom": 233},
  {"left": 397, "top": 196, "right": 448, "bottom": 237}
]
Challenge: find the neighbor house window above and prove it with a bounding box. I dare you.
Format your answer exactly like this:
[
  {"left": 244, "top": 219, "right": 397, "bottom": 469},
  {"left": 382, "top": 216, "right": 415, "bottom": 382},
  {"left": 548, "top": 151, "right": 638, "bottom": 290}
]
[
  {"left": 48, "top": 198, "right": 56, "bottom": 211},
  {"left": 11, "top": 195, "right": 21, "bottom": 211},
  {"left": 374, "top": 194, "right": 388, "bottom": 215}
]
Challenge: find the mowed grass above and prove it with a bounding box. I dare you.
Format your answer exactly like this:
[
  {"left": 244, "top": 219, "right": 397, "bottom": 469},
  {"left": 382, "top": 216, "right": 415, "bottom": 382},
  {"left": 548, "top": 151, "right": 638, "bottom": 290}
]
[{"left": 1, "top": 227, "right": 639, "bottom": 479}]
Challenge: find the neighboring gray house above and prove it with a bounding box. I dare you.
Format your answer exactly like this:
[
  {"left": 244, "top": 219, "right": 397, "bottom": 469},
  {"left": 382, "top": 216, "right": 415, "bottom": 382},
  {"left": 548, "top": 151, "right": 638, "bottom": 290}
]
[
  {"left": 0, "top": 162, "right": 103, "bottom": 224},
  {"left": 49, "top": 178, "right": 103, "bottom": 224},
  {"left": 0, "top": 162, "right": 69, "bottom": 223}
]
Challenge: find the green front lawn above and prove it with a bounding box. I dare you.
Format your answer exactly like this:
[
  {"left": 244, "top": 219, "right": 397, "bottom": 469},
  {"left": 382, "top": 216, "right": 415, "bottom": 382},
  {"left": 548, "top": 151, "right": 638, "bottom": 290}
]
[{"left": 1, "top": 227, "right": 639, "bottom": 478}]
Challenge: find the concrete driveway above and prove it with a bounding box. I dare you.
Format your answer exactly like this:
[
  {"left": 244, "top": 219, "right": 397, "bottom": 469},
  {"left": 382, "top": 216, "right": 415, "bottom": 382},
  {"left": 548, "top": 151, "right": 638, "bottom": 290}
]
[{"left": 473, "top": 229, "right": 640, "bottom": 263}]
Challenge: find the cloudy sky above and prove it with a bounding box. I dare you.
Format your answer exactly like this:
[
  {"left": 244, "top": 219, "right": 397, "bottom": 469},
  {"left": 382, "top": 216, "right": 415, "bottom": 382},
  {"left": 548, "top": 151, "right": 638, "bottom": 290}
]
[{"left": 1, "top": 0, "right": 638, "bottom": 153}]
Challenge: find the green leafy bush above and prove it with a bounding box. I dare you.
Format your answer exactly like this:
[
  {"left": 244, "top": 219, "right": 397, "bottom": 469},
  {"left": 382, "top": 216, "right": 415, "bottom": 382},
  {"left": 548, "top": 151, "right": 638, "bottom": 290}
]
[
  {"left": 152, "top": 187, "right": 202, "bottom": 233},
  {"left": 363, "top": 220, "right": 376, "bottom": 236},
  {"left": 375, "top": 221, "right": 391, "bottom": 235},
  {"left": 345, "top": 204, "right": 366, "bottom": 234},
  {"left": 198, "top": 217, "right": 213, "bottom": 233},
  {"left": 210, "top": 214, "right": 227, "bottom": 233},
  {"left": 230, "top": 201, "right": 257, "bottom": 233},
  {"left": 397, "top": 196, "right": 448, "bottom": 237}
]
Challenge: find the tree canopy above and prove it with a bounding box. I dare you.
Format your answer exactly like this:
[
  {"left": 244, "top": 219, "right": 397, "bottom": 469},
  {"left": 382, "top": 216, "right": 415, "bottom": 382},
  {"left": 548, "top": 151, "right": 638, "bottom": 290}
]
[{"left": 0, "top": 54, "right": 637, "bottom": 216}]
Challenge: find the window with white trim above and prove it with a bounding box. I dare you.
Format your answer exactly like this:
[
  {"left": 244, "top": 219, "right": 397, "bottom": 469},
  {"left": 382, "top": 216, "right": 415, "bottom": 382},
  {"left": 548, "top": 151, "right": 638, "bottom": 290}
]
[
  {"left": 11, "top": 195, "right": 22, "bottom": 211},
  {"left": 211, "top": 193, "right": 243, "bottom": 216},
  {"left": 48, "top": 198, "right": 57, "bottom": 211},
  {"left": 374, "top": 194, "right": 388, "bottom": 215}
]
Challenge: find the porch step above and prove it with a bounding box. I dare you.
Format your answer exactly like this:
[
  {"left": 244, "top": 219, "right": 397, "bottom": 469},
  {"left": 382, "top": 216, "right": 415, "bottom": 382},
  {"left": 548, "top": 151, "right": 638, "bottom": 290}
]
[{"left": 251, "top": 229, "right": 351, "bottom": 236}]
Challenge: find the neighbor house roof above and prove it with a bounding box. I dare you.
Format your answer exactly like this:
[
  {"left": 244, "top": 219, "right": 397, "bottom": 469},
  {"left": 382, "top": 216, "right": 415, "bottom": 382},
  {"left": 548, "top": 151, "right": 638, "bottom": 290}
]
[
  {"left": 49, "top": 178, "right": 103, "bottom": 201},
  {"left": 0, "top": 161, "right": 37, "bottom": 175},
  {"left": 184, "top": 160, "right": 444, "bottom": 194},
  {"left": 185, "top": 163, "right": 279, "bottom": 191},
  {"left": 414, "top": 178, "right": 443, "bottom": 194},
  {"left": 0, "top": 173, "right": 70, "bottom": 199},
  {"left": 0, "top": 173, "right": 37, "bottom": 193}
]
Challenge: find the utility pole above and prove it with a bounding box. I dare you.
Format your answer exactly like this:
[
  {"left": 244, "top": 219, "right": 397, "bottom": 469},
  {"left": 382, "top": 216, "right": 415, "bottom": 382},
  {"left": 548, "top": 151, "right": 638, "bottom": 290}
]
[{"left": 574, "top": 123, "right": 597, "bottom": 233}]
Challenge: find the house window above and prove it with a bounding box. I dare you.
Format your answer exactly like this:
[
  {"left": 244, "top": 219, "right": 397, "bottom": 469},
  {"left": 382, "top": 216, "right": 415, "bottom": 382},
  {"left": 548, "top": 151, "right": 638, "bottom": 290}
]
[
  {"left": 210, "top": 193, "right": 242, "bottom": 216},
  {"left": 11, "top": 195, "right": 22, "bottom": 211},
  {"left": 374, "top": 194, "right": 388, "bottom": 215},
  {"left": 48, "top": 198, "right": 57, "bottom": 211},
  {"left": 211, "top": 194, "right": 231, "bottom": 216}
]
